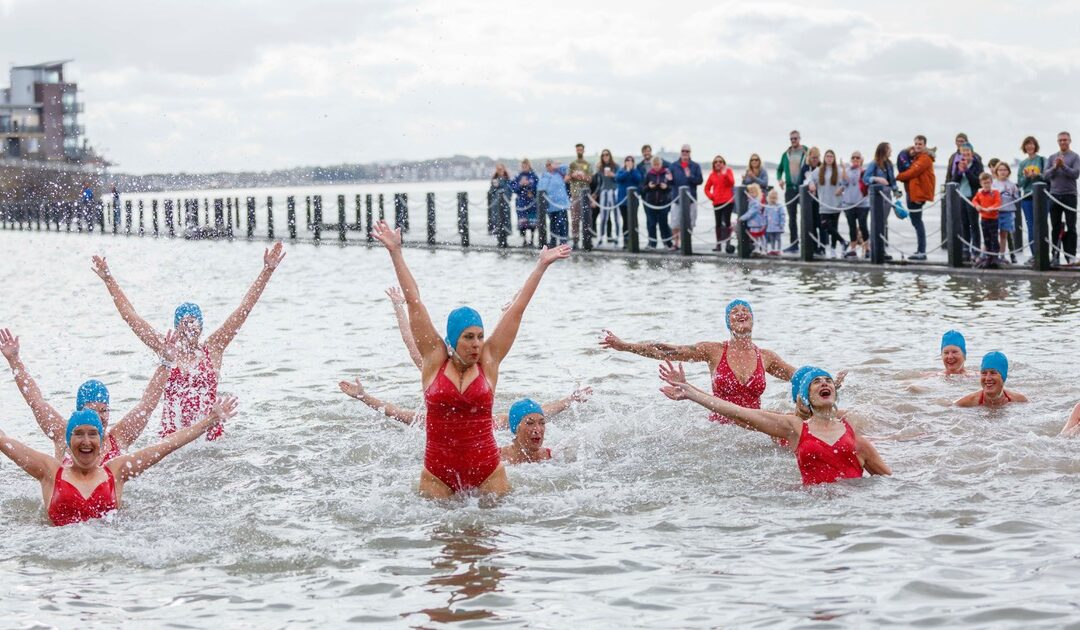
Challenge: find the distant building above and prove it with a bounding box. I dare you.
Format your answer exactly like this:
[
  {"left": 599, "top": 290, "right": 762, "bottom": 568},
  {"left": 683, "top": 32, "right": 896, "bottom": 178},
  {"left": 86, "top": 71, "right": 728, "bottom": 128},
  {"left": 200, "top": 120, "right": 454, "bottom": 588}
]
[{"left": 0, "top": 60, "right": 94, "bottom": 162}]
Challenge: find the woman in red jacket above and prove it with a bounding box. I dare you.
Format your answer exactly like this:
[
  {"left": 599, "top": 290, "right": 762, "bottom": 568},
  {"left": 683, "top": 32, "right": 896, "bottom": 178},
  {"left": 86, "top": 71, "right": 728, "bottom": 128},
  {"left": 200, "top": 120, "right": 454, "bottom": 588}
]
[{"left": 705, "top": 155, "right": 736, "bottom": 252}]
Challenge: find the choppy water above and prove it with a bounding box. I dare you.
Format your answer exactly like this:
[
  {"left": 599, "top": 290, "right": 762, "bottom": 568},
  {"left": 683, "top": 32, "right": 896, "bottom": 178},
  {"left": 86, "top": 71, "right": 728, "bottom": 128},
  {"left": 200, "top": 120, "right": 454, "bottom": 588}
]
[{"left": 2, "top": 229, "right": 1080, "bottom": 628}]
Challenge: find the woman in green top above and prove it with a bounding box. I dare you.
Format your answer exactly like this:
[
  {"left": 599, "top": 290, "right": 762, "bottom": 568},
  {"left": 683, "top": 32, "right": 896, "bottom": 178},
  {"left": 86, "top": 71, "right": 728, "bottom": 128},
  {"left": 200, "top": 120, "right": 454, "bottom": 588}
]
[{"left": 1017, "top": 136, "right": 1045, "bottom": 258}]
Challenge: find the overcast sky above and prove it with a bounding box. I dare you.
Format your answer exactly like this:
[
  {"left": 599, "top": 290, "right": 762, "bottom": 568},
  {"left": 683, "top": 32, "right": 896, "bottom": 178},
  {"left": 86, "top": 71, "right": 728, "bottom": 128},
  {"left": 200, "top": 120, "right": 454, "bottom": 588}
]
[{"left": 2, "top": 0, "right": 1078, "bottom": 175}]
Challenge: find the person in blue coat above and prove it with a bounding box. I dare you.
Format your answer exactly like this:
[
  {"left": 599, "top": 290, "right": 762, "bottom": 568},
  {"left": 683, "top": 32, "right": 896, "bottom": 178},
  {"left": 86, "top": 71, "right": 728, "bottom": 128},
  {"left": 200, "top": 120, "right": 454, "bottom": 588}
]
[
  {"left": 615, "top": 156, "right": 644, "bottom": 249},
  {"left": 538, "top": 160, "right": 570, "bottom": 246},
  {"left": 668, "top": 144, "right": 704, "bottom": 247},
  {"left": 509, "top": 159, "right": 540, "bottom": 247}
]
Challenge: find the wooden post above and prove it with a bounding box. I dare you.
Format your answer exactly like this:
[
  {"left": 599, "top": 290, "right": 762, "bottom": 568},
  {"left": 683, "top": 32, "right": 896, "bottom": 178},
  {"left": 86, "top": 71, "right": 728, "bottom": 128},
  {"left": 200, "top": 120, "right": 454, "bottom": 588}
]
[
  {"left": 354, "top": 194, "right": 362, "bottom": 230},
  {"left": 36, "top": 203, "right": 43, "bottom": 231},
  {"left": 305, "top": 196, "right": 311, "bottom": 230},
  {"left": 426, "top": 192, "right": 436, "bottom": 245},
  {"left": 152, "top": 199, "right": 159, "bottom": 236},
  {"left": 365, "top": 194, "right": 373, "bottom": 242},
  {"left": 313, "top": 195, "right": 323, "bottom": 242},
  {"left": 457, "top": 192, "right": 469, "bottom": 247},
  {"left": 1032, "top": 182, "right": 1050, "bottom": 271},
  {"left": 627, "top": 188, "right": 640, "bottom": 253},
  {"left": 124, "top": 200, "right": 132, "bottom": 234},
  {"left": 203, "top": 198, "right": 209, "bottom": 226},
  {"left": 869, "top": 184, "right": 887, "bottom": 264},
  {"left": 226, "top": 198, "right": 233, "bottom": 230},
  {"left": 582, "top": 189, "right": 594, "bottom": 251},
  {"left": 496, "top": 190, "right": 510, "bottom": 248},
  {"left": 266, "top": 197, "right": 274, "bottom": 240},
  {"left": 378, "top": 194, "right": 385, "bottom": 221},
  {"left": 799, "top": 184, "right": 814, "bottom": 262},
  {"left": 946, "top": 182, "right": 964, "bottom": 268},
  {"left": 487, "top": 188, "right": 496, "bottom": 235},
  {"left": 165, "top": 200, "right": 175, "bottom": 237},
  {"left": 287, "top": 196, "right": 297, "bottom": 240},
  {"left": 214, "top": 198, "right": 223, "bottom": 229},
  {"left": 537, "top": 191, "right": 548, "bottom": 247},
  {"left": 337, "top": 194, "right": 347, "bottom": 242},
  {"left": 735, "top": 186, "right": 752, "bottom": 258},
  {"left": 394, "top": 193, "right": 408, "bottom": 233},
  {"left": 678, "top": 187, "right": 692, "bottom": 255},
  {"left": 247, "top": 197, "right": 256, "bottom": 239}
]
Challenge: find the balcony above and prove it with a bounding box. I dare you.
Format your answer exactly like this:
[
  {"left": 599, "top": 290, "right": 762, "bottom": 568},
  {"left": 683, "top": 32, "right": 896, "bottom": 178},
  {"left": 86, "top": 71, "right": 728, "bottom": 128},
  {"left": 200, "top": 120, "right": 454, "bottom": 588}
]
[
  {"left": 62, "top": 101, "right": 84, "bottom": 114},
  {"left": 63, "top": 124, "right": 84, "bottom": 136},
  {"left": 0, "top": 122, "right": 45, "bottom": 134}
]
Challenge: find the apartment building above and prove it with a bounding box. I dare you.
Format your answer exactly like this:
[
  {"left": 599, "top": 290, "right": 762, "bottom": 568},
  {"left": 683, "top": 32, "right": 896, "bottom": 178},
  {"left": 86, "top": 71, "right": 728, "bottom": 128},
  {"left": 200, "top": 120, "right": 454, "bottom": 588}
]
[{"left": 0, "top": 60, "right": 88, "bottom": 162}]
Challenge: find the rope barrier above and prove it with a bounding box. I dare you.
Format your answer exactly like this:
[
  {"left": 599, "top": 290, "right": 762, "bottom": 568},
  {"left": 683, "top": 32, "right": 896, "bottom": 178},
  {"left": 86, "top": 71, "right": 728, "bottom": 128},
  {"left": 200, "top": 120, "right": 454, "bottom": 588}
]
[
  {"left": 877, "top": 190, "right": 943, "bottom": 211},
  {"left": 809, "top": 192, "right": 871, "bottom": 212},
  {"left": 639, "top": 199, "right": 674, "bottom": 210},
  {"left": 1046, "top": 193, "right": 1080, "bottom": 213},
  {"left": 879, "top": 234, "right": 908, "bottom": 259},
  {"left": 957, "top": 235, "right": 1032, "bottom": 258}
]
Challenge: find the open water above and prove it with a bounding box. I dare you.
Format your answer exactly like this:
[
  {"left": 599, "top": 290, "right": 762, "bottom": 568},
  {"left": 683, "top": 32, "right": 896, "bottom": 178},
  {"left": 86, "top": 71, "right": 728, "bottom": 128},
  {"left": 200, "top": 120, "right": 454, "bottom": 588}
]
[{"left": 2, "top": 228, "right": 1080, "bottom": 628}]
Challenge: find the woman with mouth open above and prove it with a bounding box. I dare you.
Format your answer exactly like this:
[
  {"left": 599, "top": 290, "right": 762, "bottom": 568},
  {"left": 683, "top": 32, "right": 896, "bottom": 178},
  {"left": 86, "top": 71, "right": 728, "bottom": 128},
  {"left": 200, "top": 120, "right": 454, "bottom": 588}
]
[
  {"left": 373, "top": 220, "right": 570, "bottom": 499},
  {"left": 954, "top": 351, "right": 1028, "bottom": 408},
  {"left": 0, "top": 397, "right": 237, "bottom": 526},
  {"left": 659, "top": 361, "right": 891, "bottom": 485}
]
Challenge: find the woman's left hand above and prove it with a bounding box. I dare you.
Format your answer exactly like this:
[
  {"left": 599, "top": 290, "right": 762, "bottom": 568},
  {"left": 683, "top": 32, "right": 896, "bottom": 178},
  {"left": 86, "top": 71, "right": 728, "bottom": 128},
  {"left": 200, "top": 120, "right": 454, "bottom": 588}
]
[
  {"left": 264, "top": 242, "right": 286, "bottom": 271},
  {"left": 538, "top": 244, "right": 571, "bottom": 266}
]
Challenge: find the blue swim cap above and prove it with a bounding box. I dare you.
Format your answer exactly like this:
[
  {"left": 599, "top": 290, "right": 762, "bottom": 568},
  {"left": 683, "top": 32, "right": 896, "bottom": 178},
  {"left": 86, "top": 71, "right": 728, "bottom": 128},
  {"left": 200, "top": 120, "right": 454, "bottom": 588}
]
[
  {"left": 980, "top": 351, "right": 1008, "bottom": 382},
  {"left": 798, "top": 367, "right": 835, "bottom": 406},
  {"left": 508, "top": 398, "right": 544, "bottom": 434},
  {"left": 790, "top": 365, "right": 815, "bottom": 403},
  {"left": 941, "top": 330, "right": 966, "bottom": 357},
  {"left": 444, "top": 306, "right": 483, "bottom": 353},
  {"left": 66, "top": 409, "right": 104, "bottom": 446},
  {"left": 75, "top": 379, "right": 109, "bottom": 411},
  {"left": 174, "top": 302, "right": 204, "bottom": 328},
  {"left": 725, "top": 299, "right": 753, "bottom": 330}
]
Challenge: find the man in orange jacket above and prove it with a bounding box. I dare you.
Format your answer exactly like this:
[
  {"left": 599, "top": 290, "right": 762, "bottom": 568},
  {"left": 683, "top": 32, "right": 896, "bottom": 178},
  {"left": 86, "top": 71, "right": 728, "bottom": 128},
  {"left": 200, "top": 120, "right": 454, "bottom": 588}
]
[{"left": 897, "top": 135, "right": 936, "bottom": 260}]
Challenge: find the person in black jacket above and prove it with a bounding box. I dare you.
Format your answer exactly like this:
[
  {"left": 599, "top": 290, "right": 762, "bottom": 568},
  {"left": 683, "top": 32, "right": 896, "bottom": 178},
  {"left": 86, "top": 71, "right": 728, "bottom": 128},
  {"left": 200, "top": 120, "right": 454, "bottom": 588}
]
[{"left": 949, "top": 143, "right": 983, "bottom": 259}]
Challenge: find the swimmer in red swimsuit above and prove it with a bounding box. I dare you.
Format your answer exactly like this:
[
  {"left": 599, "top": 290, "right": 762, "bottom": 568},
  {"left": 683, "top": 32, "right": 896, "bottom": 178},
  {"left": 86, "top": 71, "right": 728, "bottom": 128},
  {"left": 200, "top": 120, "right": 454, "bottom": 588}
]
[
  {"left": 91, "top": 243, "right": 285, "bottom": 441},
  {"left": 600, "top": 299, "right": 798, "bottom": 423},
  {"left": 659, "top": 361, "right": 891, "bottom": 485},
  {"left": 0, "top": 328, "right": 179, "bottom": 464},
  {"left": 373, "top": 220, "right": 570, "bottom": 498},
  {"left": 955, "top": 351, "right": 1027, "bottom": 408},
  {"left": 0, "top": 397, "right": 237, "bottom": 526}
]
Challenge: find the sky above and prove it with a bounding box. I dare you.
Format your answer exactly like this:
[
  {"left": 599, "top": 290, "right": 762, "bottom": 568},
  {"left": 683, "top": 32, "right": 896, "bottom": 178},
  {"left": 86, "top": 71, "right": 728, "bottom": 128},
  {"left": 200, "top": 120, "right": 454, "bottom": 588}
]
[{"left": 2, "top": 0, "right": 1079, "bottom": 175}]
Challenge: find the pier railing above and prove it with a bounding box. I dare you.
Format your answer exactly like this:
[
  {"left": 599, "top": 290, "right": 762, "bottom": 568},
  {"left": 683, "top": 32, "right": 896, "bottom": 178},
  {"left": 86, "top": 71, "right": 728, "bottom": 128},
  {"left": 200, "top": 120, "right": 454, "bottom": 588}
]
[{"left": 0, "top": 183, "right": 1068, "bottom": 273}]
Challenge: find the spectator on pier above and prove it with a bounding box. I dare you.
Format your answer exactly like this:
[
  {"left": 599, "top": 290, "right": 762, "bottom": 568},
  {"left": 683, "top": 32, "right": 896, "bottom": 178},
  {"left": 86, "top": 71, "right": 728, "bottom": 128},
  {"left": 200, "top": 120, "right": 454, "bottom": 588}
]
[
  {"left": 743, "top": 153, "right": 769, "bottom": 190},
  {"left": 992, "top": 162, "right": 1020, "bottom": 263},
  {"left": 489, "top": 163, "right": 512, "bottom": 237},
  {"left": 509, "top": 159, "right": 540, "bottom": 247},
  {"left": 840, "top": 151, "right": 869, "bottom": 258},
  {"left": 637, "top": 144, "right": 669, "bottom": 181},
  {"left": 567, "top": 143, "right": 593, "bottom": 249},
  {"left": 705, "top": 155, "right": 736, "bottom": 252},
  {"left": 807, "top": 149, "right": 846, "bottom": 258},
  {"left": 668, "top": 144, "right": 704, "bottom": 248},
  {"left": 777, "top": 130, "right": 809, "bottom": 252},
  {"left": 764, "top": 189, "right": 785, "bottom": 255},
  {"left": 896, "top": 135, "right": 936, "bottom": 261},
  {"left": 798, "top": 147, "right": 823, "bottom": 254},
  {"left": 643, "top": 156, "right": 675, "bottom": 250},
  {"left": 972, "top": 172, "right": 1002, "bottom": 267},
  {"left": 1044, "top": 131, "right": 1080, "bottom": 265},
  {"left": 615, "top": 156, "right": 644, "bottom": 249},
  {"left": 740, "top": 183, "right": 768, "bottom": 252},
  {"left": 1017, "top": 136, "right": 1045, "bottom": 259},
  {"left": 946, "top": 133, "right": 981, "bottom": 178},
  {"left": 949, "top": 143, "right": 984, "bottom": 259},
  {"left": 539, "top": 160, "right": 570, "bottom": 247},
  {"left": 593, "top": 149, "right": 619, "bottom": 246}
]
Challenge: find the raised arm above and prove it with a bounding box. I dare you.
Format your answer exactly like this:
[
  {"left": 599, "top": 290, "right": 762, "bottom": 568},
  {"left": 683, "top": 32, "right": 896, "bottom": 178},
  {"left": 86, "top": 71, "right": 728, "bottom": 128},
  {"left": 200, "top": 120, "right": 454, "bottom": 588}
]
[
  {"left": 0, "top": 429, "right": 55, "bottom": 480},
  {"left": 599, "top": 329, "right": 712, "bottom": 362},
  {"left": 541, "top": 386, "right": 592, "bottom": 418},
  {"left": 91, "top": 256, "right": 165, "bottom": 354},
  {"left": 763, "top": 350, "right": 796, "bottom": 380},
  {"left": 659, "top": 362, "right": 800, "bottom": 442},
  {"left": 373, "top": 221, "right": 444, "bottom": 371},
  {"left": 484, "top": 244, "right": 572, "bottom": 364},
  {"left": 109, "top": 330, "right": 179, "bottom": 450},
  {"left": 109, "top": 396, "right": 238, "bottom": 483},
  {"left": 205, "top": 243, "right": 286, "bottom": 357},
  {"left": 338, "top": 376, "right": 419, "bottom": 425},
  {"left": 0, "top": 328, "right": 66, "bottom": 449},
  {"left": 386, "top": 287, "right": 422, "bottom": 370}
]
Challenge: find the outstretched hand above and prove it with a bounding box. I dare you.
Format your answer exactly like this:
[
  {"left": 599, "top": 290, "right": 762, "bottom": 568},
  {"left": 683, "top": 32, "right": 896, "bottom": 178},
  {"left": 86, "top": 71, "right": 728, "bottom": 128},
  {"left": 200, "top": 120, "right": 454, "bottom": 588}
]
[
  {"left": 835, "top": 369, "right": 848, "bottom": 390},
  {"left": 264, "top": 242, "right": 286, "bottom": 271},
  {"left": 91, "top": 255, "right": 111, "bottom": 281},
  {"left": 338, "top": 377, "right": 365, "bottom": 399},
  {"left": 208, "top": 395, "right": 239, "bottom": 424},
  {"left": 161, "top": 329, "right": 179, "bottom": 365},
  {"left": 569, "top": 386, "right": 593, "bottom": 403},
  {"left": 538, "top": 244, "right": 571, "bottom": 266},
  {"left": 658, "top": 360, "right": 688, "bottom": 386},
  {"left": 0, "top": 328, "right": 19, "bottom": 360},
  {"left": 373, "top": 220, "right": 402, "bottom": 252},
  {"left": 598, "top": 329, "right": 626, "bottom": 351},
  {"left": 385, "top": 287, "right": 406, "bottom": 307}
]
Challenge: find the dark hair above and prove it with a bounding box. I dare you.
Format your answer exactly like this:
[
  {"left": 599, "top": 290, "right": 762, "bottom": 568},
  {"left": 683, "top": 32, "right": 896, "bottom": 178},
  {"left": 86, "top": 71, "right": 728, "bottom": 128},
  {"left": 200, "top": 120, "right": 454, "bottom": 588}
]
[
  {"left": 641, "top": 144, "right": 652, "bottom": 152},
  {"left": 575, "top": 143, "right": 585, "bottom": 149},
  {"left": 914, "top": 135, "right": 927, "bottom": 143},
  {"left": 598, "top": 149, "right": 615, "bottom": 168},
  {"left": 1021, "top": 136, "right": 1040, "bottom": 153},
  {"left": 955, "top": 132, "right": 969, "bottom": 142},
  {"left": 873, "top": 142, "right": 891, "bottom": 168},
  {"left": 1059, "top": 131, "right": 1071, "bottom": 140}
]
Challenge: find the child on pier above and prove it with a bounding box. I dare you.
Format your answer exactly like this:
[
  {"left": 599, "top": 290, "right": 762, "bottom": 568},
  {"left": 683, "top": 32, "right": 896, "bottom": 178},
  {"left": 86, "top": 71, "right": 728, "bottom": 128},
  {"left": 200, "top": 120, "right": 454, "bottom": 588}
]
[
  {"left": 972, "top": 172, "right": 1002, "bottom": 268},
  {"left": 992, "top": 162, "right": 1020, "bottom": 264},
  {"left": 740, "top": 184, "right": 768, "bottom": 253},
  {"left": 764, "top": 188, "right": 785, "bottom": 255}
]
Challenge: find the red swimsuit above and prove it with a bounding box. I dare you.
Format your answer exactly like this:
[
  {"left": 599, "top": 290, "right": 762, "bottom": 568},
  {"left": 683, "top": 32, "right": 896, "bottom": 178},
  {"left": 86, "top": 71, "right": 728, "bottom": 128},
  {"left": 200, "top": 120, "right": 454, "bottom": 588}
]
[
  {"left": 710, "top": 343, "right": 766, "bottom": 424},
  {"left": 794, "top": 419, "right": 864, "bottom": 485},
  {"left": 161, "top": 346, "right": 221, "bottom": 440},
  {"left": 48, "top": 467, "right": 118, "bottom": 526},
  {"left": 978, "top": 390, "right": 1012, "bottom": 405},
  {"left": 423, "top": 361, "right": 501, "bottom": 492}
]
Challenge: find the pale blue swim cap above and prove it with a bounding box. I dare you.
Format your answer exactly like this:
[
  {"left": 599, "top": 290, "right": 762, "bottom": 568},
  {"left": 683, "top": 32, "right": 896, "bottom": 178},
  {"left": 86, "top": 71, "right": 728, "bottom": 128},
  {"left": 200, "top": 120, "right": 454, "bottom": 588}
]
[
  {"left": 941, "top": 330, "right": 966, "bottom": 357},
  {"left": 75, "top": 379, "right": 109, "bottom": 411},
  {"left": 980, "top": 351, "right": 1008, "bottom": 382},
  {"left": 508, "top": 399, "right": 544, "bottom": 434},
  {"left": 66, "top": 409, "right": 104, "bottom": 446},
  {"left": 725, "top": 299, "right": 753, "bottom": 331},
  {"left": 791, "top": 366, "right": 815, "bottom": 403},
  {"left": 445, "top": 306, "right": 483, "bottom": 353},
  {"left": 174, "top": 302, "right": 204, "bottom": 328},
  {"left": 798, "top": 367, "right": 835, "bottom": 406}
]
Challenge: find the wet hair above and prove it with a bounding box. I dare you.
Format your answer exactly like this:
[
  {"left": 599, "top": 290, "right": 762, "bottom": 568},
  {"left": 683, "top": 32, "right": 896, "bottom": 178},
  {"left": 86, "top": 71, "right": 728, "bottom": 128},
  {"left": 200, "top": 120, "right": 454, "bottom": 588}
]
[{"left": 1020, "top": 136, "right": 1039, "bottom": 153}]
